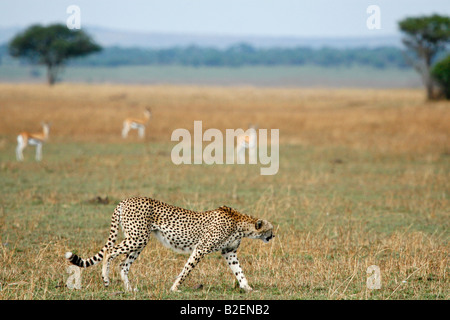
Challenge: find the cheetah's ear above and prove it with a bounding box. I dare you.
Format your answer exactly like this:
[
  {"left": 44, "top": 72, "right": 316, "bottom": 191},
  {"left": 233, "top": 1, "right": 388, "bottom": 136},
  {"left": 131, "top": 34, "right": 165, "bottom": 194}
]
[{"left": 255, "top": 219, "right": 263, "bottom": 230}]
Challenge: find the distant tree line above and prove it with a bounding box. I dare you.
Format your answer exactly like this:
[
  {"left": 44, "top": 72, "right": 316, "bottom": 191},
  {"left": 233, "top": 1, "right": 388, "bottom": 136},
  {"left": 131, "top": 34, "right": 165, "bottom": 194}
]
[
  {"left": 4, "top": 39, "right": 446, "bottom": 70},
  {"left": 60, "top": 44, "right": 409, "bottom": 69}
]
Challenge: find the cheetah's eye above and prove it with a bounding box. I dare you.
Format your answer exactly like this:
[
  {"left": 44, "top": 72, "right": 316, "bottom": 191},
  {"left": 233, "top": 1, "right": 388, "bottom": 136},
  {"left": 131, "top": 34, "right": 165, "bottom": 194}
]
[{"left": 255, "top": 220, "right": 263, "bottom": 230}]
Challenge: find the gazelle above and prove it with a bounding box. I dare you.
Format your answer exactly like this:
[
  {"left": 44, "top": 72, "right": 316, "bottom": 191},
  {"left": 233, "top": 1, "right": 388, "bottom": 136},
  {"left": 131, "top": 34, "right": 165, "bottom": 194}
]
[
  {"left": 122, "top": 108, "right": 152, "bottom": 139},
  {"left": 16, "top": 122, "right": 51, "bottom": 161},
  {"left": 236, "top": 124, "right": 258, "bottom": 164}
]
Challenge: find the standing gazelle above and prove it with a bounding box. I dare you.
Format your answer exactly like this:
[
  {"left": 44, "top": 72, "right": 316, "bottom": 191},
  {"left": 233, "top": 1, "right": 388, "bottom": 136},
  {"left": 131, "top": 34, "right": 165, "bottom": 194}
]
[
  {"left": 122, "top": 108, "right": 152, "bottom": 139},
  {"left": 16, "top": 122, "right": 51, "bottom": 161}
]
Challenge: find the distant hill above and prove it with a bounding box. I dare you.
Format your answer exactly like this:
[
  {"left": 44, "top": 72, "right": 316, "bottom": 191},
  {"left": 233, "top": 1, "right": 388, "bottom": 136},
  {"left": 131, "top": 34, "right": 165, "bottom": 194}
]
[{"left": 0, "top": 25, "right": 402, "bottom": 49}]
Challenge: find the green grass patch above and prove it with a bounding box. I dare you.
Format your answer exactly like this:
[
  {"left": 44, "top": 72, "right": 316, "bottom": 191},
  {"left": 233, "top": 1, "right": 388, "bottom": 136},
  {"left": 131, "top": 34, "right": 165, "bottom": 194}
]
[{"left": 0, "top": 141, "right": 448, "bottom": 300}]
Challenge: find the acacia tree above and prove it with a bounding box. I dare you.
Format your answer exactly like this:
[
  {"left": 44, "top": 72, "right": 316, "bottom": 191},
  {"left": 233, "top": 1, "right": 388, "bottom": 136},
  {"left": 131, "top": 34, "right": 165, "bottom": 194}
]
[
  {"left": 431, "top": 54, "right": 450, "bottom": 99},
  {"left": 398, "top": 14, "right": 450, "bottom": 99},
  {"left": 9, "top": 24, "right": 101, "bottom": 85}
]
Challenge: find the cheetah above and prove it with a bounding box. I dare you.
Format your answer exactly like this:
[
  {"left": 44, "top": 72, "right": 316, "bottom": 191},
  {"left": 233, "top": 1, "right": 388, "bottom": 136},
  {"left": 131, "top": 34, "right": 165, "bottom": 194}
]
[{"left": 65, "top": 197, "right": 275, "bottom": 292}]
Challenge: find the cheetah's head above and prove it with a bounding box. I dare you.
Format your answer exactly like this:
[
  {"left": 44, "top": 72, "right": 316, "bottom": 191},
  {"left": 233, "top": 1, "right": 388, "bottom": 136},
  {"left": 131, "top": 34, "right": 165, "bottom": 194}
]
[{"left": 251, "top": 219, "right": 275, "bottom": 243}]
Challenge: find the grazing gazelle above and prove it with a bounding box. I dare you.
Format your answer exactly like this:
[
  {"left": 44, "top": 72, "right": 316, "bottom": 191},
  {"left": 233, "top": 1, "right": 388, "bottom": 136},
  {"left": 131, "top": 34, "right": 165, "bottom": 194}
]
[
  {"left": 16, "top": 122, "right": 51, "bottom": 161},
  {"left": 235, "top": 124, "right": 258, "bottom": 164},
  {"left": 122, "top": 108, "right": 152, "bottom": 139}
]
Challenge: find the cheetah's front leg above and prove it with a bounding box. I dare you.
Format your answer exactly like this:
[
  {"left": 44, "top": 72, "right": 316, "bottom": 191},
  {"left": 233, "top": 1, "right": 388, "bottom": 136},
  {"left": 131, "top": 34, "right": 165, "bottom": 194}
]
[{"left": 222, "top": 250, "right": 253, "bottom": 292}]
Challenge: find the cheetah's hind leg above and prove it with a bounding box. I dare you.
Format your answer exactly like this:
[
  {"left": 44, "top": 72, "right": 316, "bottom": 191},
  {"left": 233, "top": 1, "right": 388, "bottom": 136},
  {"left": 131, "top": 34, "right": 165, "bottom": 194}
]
[
  {"left": 119, "top": 250, "right": 142, "bottom": 292},
  {"left": 102, "top": 237, "right": 148, "bottom": 292}
]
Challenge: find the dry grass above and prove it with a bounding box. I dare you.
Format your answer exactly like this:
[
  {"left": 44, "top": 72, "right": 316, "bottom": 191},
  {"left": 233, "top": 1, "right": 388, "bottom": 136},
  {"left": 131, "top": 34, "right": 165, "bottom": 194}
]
[
  {"left": 0, "top": 83, "right": 448, "bottom": 154},
  {"left": 0, "top": 83, "right": 448, "bottom": 300}
]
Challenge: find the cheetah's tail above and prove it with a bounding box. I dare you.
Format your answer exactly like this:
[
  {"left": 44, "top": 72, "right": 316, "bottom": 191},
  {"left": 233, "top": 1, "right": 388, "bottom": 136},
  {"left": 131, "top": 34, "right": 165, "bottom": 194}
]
[
  {"left": 65, "top": 204, "right": 122, "bottom": 268},
  {"left": 64, "top": 249, "right": 106, "bottom": 268}
]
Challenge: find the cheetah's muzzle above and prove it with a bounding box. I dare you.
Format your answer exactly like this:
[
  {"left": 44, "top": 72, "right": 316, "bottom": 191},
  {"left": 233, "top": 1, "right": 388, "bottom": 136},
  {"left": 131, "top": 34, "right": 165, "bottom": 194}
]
[{"left": 263, "top": 234, "right": 275, "bottom": 243}]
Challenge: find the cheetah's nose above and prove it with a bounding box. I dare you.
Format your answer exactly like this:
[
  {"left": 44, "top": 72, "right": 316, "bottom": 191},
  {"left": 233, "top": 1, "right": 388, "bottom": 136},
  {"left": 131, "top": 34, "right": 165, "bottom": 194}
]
[{"left": 263, "top": 234, "right": 274, "bottom": 243}]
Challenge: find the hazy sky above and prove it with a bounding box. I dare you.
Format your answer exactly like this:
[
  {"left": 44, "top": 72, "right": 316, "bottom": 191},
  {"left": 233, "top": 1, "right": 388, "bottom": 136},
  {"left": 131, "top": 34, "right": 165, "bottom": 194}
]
[{"left": 1, "top": 0, "right": 449, "bottom": 37}]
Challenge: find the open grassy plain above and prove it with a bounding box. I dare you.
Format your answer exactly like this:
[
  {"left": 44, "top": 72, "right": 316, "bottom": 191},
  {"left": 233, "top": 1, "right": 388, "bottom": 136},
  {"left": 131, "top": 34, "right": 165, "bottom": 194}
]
[
  {"left": 0, "top": 63, "right": 421, "bottom": 88},
  {"left": 0, "top": 83, "right": 448, "bottom": 300}
]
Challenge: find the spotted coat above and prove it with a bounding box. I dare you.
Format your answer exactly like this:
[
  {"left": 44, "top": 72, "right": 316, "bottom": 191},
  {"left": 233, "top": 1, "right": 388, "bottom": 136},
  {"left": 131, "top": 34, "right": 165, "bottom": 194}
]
[{"left": 65, "top": 197, "right": 275, "bottom": 292}]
